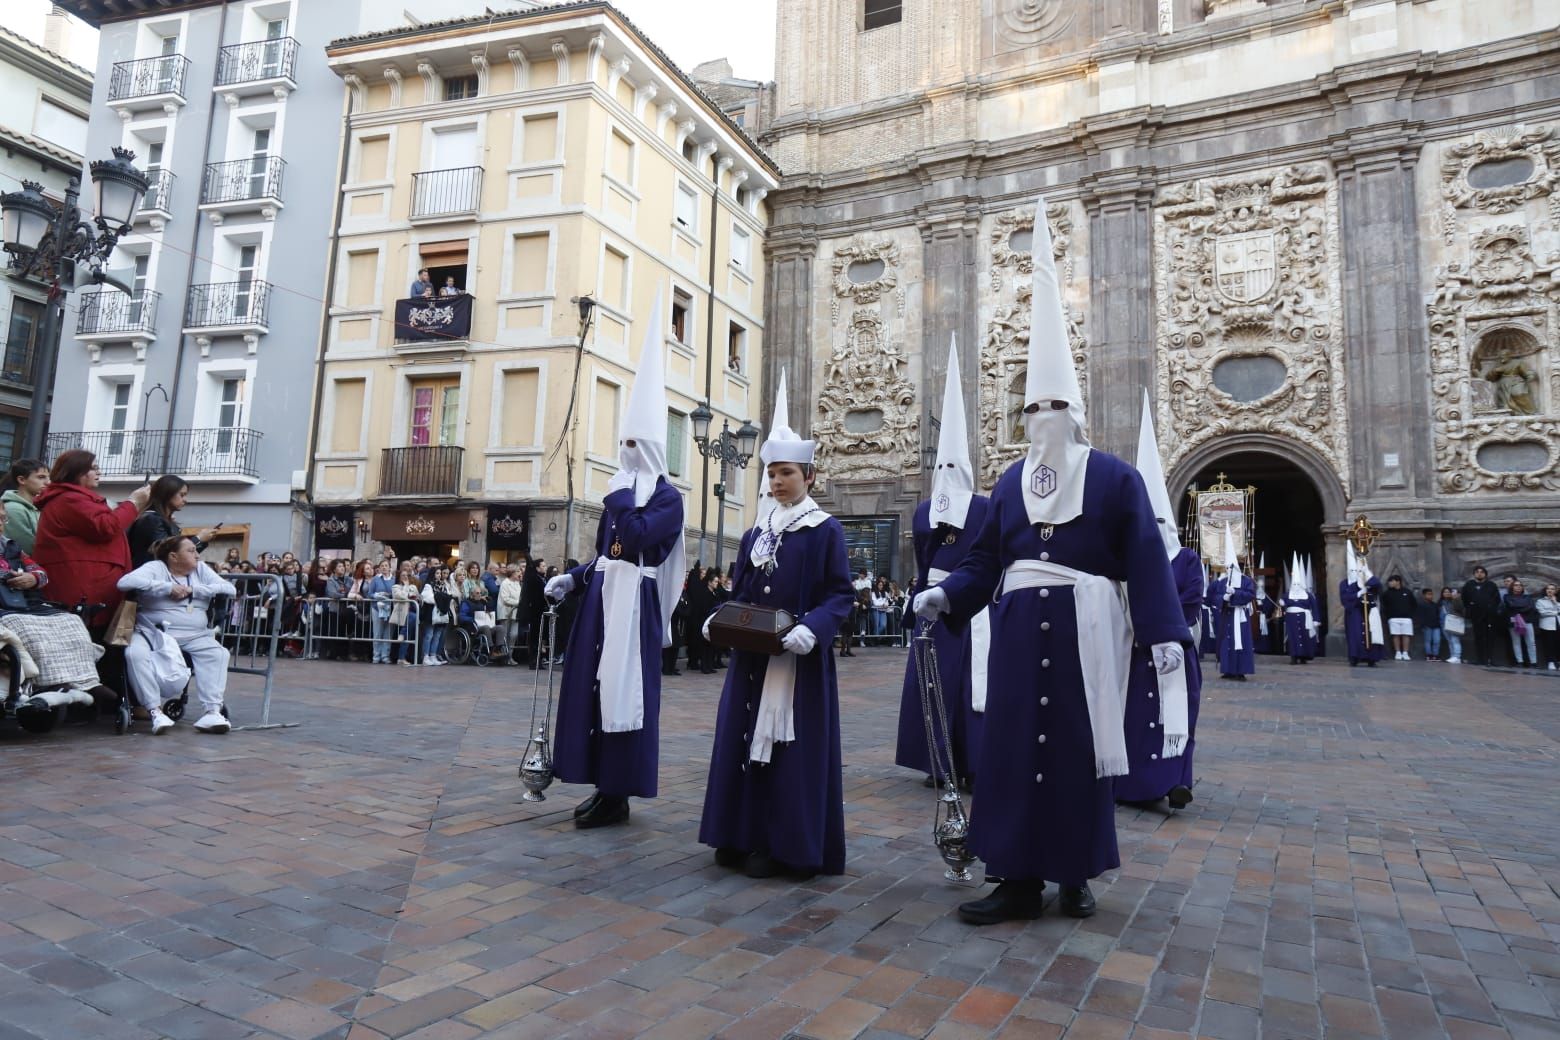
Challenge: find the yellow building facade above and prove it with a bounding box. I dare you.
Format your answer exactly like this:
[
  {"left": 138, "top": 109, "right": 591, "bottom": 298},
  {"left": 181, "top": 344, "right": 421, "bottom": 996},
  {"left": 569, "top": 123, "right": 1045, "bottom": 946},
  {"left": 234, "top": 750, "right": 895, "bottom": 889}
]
[{"left": 311, "top": 4, "right": 776, "bottom": 568}]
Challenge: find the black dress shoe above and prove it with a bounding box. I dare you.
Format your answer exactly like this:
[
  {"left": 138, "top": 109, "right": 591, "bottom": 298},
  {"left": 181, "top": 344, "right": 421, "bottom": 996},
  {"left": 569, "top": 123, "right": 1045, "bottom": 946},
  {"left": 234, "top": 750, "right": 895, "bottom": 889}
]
[
  {"left": 745, "top": 852, "right": 782, "bottom": 878},
  {"left": 1059, "top": 884, "right": 1096, "bottom": 918},
  {"left": 575, "top": 794, "right": 628, "bottom": 829},
  {"left": 958, "top": 880, "right": 1046, "bottom": 925},
  {"left": 714, "top": 847, "right": 747, "bottom": 869},
  {"left": 922, "top": 775, "right": 936, "bottom": 788},
  {"left": 573, "top": 791, "right": 603, "bottom": 819},
  {"left": 1166, "top": 784, "right": 1194, "bottom": 810}
]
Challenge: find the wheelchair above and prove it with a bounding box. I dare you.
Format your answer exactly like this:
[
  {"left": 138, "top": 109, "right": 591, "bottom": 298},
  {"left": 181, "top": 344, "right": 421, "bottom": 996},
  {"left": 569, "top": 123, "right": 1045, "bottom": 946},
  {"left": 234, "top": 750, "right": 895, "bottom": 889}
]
[
  {"left": 1, "top": 600, "right": 131, "bottom": 736},
  {"left": 444, "top": 615, "right": 514, "bottom": 667}
]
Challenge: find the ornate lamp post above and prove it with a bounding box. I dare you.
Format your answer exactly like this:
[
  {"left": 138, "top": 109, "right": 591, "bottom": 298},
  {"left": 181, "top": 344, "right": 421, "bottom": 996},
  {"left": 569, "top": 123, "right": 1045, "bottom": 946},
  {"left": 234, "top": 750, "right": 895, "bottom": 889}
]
[
  {"left": 1, "top": 147, "right": 149, "bottom": 460},
  {"left": 689, "top": 402, "right": 759, "bottom": 575}
]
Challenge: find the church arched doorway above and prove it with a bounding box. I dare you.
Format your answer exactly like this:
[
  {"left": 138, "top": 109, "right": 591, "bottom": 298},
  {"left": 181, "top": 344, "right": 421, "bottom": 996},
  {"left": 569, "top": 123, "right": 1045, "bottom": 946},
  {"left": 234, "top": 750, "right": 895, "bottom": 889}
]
[{"left": 1170, "top": 440, "right": 1344, "bottom": 654}]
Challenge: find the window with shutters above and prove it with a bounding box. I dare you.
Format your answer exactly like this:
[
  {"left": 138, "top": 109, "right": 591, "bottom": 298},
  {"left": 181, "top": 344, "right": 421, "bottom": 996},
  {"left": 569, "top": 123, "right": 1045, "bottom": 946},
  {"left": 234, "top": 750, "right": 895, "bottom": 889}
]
[{"left": 666, "top": 411, "right": 687, "bottom": 478}]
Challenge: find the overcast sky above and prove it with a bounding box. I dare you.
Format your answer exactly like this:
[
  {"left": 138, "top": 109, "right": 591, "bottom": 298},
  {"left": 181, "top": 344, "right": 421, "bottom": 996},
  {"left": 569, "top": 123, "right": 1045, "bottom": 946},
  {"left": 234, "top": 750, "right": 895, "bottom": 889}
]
[{"left": 14, "top": 0, "right": 779, "bottom": 82}]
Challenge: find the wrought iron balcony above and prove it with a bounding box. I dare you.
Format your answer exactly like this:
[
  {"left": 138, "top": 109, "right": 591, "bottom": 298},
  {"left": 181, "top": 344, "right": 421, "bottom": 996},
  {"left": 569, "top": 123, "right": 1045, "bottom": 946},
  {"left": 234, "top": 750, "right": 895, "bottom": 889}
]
[
  {"left": 380, "top": 446, "right": 464, "bottom": 497},
  {"left": 45, "top": 428, "right": 263, "bottom": 480},
  {"left": 216, "top": 37, "right": 299, "bottom": 88},
  {"left": 410, "top": 167, "right": 482, "bottom": 219},
  {"left": 108, "top": 55, "right": 190, "bottom": 106},
  {"left": 77, "top": 289, "right": 158, "bottom": 337},
  {"left": 138, "top": 169, "right": 175, "bottom": 215},
  {"left": 185, "top": 280, "right": 271, "bottom": 331},
  {"left": 200, "top": 156, "right": 286, "bottom": 209}
]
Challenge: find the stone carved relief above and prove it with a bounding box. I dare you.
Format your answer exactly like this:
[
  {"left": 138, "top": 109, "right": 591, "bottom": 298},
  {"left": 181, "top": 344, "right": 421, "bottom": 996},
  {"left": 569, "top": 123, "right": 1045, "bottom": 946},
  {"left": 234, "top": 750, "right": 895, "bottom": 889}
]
[
  {"left": 1426, "top": 211, "right": 1560, "bottom": 492},
  {"left": 1152, "top": 164, "right": 1350, "bottom": 492},
  {"left": 815, "top": 239, "right": 919, "bottom": 483},
  {"left": 1442, "top": 125, "right": 1560, "bottom": 216},
  {"left": 978, "top": 204, "right": 1088, "bottom": 488},
  {"left": 995, "top": 0, "right": 1075, "bottom": 47}
]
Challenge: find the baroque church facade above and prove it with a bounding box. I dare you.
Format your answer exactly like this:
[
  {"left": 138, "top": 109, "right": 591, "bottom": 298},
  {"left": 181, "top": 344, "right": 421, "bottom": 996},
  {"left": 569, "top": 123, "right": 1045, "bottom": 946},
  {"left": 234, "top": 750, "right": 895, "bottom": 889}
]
[{"left": 759, "top": 0, "right": 1560, "bottom": 618}]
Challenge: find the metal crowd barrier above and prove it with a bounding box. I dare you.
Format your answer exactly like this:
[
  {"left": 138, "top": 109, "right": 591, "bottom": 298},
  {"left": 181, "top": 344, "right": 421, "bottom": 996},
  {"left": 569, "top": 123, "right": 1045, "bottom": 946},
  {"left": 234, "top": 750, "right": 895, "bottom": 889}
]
[
  {"left": 214, "top": 572, "right": 296, "bottom": 730},
  {"left": 295, "top": 597, "right": 423, "bottom": 662}
]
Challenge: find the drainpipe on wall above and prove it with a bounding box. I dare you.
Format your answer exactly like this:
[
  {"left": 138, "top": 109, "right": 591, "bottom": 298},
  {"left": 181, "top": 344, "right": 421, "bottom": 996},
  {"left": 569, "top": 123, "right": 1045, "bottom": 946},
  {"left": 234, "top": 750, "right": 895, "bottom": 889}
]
[
  {"left": 696, "top": 165, "right": 719, "bottom": 566},
  {"left": 161, "top": 1, "right": 230, "bottom": 473}
]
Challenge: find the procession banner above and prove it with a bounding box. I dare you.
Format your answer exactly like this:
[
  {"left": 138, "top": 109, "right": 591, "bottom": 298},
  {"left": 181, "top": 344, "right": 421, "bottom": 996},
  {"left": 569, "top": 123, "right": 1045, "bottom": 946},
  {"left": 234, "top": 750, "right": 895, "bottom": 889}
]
[{"left": 1196, "top": 490, "right": 1247, "bottom": 563}]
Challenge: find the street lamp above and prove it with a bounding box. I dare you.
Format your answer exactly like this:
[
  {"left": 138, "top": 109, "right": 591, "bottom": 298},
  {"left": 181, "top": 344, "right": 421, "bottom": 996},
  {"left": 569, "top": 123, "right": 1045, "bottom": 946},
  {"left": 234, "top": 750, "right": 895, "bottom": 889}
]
[
  {"left": 1, "top": 146, "right": 149, "bottom": 460},
  {"left": 691, "top": 402, "right": 759, "bottom": 574}
]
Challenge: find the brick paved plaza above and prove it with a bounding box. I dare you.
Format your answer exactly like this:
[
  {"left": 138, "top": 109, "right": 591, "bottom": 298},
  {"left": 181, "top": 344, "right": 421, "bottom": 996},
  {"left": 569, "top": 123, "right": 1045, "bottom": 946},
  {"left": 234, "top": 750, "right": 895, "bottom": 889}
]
[{"left": 1, "top": 649, "right": 1558, "bottom": 1039}]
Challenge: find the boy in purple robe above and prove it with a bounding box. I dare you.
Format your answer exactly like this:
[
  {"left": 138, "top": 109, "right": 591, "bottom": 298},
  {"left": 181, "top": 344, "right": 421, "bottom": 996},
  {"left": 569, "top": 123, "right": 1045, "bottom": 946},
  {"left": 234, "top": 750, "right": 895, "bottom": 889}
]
[
  {"left": 697, "top": 371, "right": 856, "bottom": 878},
  {"left": 914, "top": 199, "right": 1188, "bottom": 924},
  {"left": 896, "top": 336, "right": 988, "bottom": 788},
  {"left": 545, "top": 294, "right": 685, "bottom": 829},
  {"left": 1116, "top": 392, "right": 1202, "bottom": 810}
]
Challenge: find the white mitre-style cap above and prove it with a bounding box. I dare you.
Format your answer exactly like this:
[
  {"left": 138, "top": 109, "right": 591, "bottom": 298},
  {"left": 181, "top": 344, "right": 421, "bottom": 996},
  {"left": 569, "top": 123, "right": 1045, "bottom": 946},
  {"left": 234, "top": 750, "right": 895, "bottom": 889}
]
[
  {"left": 1024, "top": 198, "right": 1085, "bottom": 417},
  {"left": 928, "top": 334, "right": 975, "bottom": 529},
  {"left": 1135, "top": 390, "right": 1181, "bottom": 558},
  {"left": 759, "top": 366, "right": 815, "bottom": 466}
]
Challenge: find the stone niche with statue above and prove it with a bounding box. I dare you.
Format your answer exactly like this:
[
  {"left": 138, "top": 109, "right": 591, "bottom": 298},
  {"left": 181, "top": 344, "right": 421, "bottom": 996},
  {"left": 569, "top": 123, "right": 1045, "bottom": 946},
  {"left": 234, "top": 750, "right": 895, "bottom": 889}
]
[
  {"left": 812, "top": 235, "right": 921, "bottom": 488},
  {"left": 1425, "top": 124, "right": 1560, "bottom": 493},
  {"left": 1150, "top": 163, "right": 1350, "bottom": 491}
]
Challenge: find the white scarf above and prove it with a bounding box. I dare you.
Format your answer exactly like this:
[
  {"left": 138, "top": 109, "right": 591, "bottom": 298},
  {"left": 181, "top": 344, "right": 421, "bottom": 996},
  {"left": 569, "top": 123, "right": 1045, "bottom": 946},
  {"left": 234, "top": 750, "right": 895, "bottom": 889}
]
[
  {"left": 749, "top": 495, "right": 830, "bottom": 764},
  {"left": 1020, "top": 408, "right": 1090, "bottom": 527}
]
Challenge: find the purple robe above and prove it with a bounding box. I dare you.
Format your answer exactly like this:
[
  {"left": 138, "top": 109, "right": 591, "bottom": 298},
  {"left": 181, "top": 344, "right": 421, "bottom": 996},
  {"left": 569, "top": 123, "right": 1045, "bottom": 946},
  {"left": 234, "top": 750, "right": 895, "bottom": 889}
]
[
  {"left": 1340, "top": 577, "right": 1384, "bottom": 663},
  {"left": 938, "top": 450, "right": 1187, "bottom": 885},
  {"left": 552, "top": 479, "right": 683, "bottom": 798},
  {"left": 1209, "top": 574, "right": 1256, "bottom": 676},
  {"left": 1116, "top": 547, "right": 1204, "bottom": 803},
  {"left": 1283, "top": 592, "right": 1318, "bottom": 660},
  {"left": 698, "top": 518, "right": 855, "bottom": 874},
  {"left": 895, "top": 496, "right": 990, "bottom": 780}
]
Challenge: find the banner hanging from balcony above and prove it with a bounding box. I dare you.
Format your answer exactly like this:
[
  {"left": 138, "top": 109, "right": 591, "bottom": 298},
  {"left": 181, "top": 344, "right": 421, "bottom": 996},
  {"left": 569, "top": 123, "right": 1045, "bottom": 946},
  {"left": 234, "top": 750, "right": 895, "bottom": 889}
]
[
  {"left": 314, "top": 507, "right": 356, "bottom": 550},
  {"left": 486, "top": 505, "right": 530, "bottom": 550},
  {"left": 395, "top": 293, "right": 472, "bottom": 343}
]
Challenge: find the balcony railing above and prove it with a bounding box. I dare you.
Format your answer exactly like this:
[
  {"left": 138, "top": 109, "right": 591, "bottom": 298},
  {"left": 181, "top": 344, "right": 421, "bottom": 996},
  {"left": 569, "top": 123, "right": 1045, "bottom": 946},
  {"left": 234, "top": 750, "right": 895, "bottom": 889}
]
[
  {"left": 201, "top": 156, "right": 286, "bottom": 205},
  {"left": 77, "top": 289, "right": 159, "bottom": 336},
  {"left": 411, "top": 167, "right": 482, "bottom": 219},
  {"left": 108, "top": 54, "right": 191, "bottom": 103},
  {"left": 139, "top": 169, "right": 175, "bottom": 213},
  {"left": 380, "top": 446, "right": 464, "bottom": 497},
  {"left": 216, "top": 37, "right": 299, "bottom": 86},
  {"left": 45, "top": 428, "right": 263, "bottom": 480},
  {"left": 185, "top": 280, "right": 271, "bottom": 330}
]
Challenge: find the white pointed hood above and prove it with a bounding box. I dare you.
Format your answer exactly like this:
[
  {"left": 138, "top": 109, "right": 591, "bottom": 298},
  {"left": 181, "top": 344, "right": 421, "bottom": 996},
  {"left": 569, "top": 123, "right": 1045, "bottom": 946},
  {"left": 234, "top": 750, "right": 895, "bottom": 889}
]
[
  {"left": 1021, "top": 196, "right": 1089, "bottom": 527},
  {"left": 1304, "top": 553, "right": 1315, "bottom": 595},
  {"left": 619, "top": 290, "right": 669, "bottom": 508},
  {"left": 1291, "top": 553, "right": 1306, "bottom": 602},
  {"left": 1346, "top": 540, "right": 1359, "bottom": 587},
  {"left": 929, "top": 335, "right": 975, "bottom": 530},
  {"left": 1135, "top": 390, "right": 1180, "bottom": 559},
  {"left": 1223, "top": 523, "right": 1241, "bottom": 582},
  {"left": 618, "top": 286, "right": 684, "bottom": 644}
]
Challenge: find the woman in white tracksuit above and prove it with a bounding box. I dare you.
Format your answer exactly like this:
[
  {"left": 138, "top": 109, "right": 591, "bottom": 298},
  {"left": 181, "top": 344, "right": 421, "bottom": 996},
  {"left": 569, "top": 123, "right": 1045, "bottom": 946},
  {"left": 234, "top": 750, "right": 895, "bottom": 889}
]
[{"left": 118, "top": 535, "right": 237, "bottom": 734}]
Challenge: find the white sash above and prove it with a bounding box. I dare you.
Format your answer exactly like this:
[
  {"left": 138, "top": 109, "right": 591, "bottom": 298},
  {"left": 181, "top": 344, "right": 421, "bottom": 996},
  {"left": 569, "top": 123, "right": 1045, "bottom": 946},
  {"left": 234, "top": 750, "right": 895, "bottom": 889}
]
[
  {"left": 750, "top": 654, "right": 795, "bottom": 764},
  {"left": 930, "top": 566, "right": 989, "bottom": 713},
  {"left": 999, "top": 559, "right": 1132, "bottom": 778},
  {"left": 1157, "top": 656, "right": 1189, "bottom": 760},
  {"left": 1285, "top": 603, "right": 1315, "bottom": 639},
  {"left": 595, "top": 557, "right": 657, "bottom": 733}
]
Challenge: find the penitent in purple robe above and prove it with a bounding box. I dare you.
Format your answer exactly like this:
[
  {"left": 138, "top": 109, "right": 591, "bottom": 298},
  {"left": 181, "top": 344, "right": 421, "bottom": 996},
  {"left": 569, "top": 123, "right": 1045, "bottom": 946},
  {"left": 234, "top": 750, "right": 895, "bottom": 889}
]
[
  {"left": 1115, "top": 547, "right": 1204, "bottom": 804},
  {"left": 698, "top": 518, "right": 856, "bottom": 874},
  {"left": 1209, "top": 574, "right": 1256, "bottom": 677},
  {"left": 1340, "top": 577, "right": 1384, "bottom": 664},
  {"left": 551, "top": 479, "right": 683, "bottom": 799},
  {"left": 895, "top": 496, "right": 990, "bottom": 781},
  {"left": 1283, "top": 591, "right": 1318, "bottom": 661},
  {"left": 937, "top": 451, "right": 1187, "bottom": 885}
]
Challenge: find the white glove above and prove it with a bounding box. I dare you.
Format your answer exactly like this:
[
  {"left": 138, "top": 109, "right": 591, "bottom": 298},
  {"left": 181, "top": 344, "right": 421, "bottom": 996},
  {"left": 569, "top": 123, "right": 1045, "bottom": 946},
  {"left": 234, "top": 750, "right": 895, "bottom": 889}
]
[
  {"left": 606, "top": 468, "right": 637, "bottom": 495},
  {"left": 1224, "top": 589, "right": 1233, "bottom": 602},
  {"left": 913, "top": 587, "right": 950, "bottom": 621},
  {"left": 701, "top": 612, "right": 714, "bottom": 641},
  {"left": 1151, "top": 642, "right": 1184, "bottom": 675},
  {"left": 781, "top": 624, "right": 817, "bottom": 655},
  {"left": 544, "top": 574, "right": 575, "bottom": 601}
]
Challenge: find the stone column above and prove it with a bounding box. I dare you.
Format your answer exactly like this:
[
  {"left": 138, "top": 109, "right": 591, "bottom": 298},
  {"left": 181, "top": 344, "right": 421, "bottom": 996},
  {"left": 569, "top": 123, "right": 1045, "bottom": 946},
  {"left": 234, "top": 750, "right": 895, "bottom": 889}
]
[
  {"left": 917, "top": 205, "right": 981, "bottom": 487},
  {"left": 1081, "top": 169, "right": 1156, "bottom": 458},
  {"left": 1329, "top": 123, "right": 1430, "bottom": 507},
  {"left": 763, "top": 233, "right": 818, "bottom": 436}
]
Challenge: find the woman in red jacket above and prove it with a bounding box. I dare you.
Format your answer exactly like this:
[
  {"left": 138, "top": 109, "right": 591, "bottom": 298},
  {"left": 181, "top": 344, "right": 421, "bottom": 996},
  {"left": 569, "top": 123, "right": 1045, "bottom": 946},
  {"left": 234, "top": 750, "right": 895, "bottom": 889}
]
[{"left": 31, "top": 450, "right": 149, "bottom": 630}]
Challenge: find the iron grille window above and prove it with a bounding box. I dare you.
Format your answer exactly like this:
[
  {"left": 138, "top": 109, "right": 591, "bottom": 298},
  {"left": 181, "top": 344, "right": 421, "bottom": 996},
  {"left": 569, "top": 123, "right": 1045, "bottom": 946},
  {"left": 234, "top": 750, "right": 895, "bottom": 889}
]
[
  {"left": 864, "top": 0, "right": 902, "bottom": 30},
  {"left": 444, "top": 75, "right": 479, "bottom": 101}
]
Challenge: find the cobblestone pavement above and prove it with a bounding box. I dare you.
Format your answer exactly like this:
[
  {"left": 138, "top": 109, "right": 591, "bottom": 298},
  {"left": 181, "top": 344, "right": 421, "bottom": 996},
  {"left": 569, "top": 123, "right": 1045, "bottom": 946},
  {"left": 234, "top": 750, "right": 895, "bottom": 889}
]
[{"left": 1, "top": 648, "right": 1558, "bottom": 1040}]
